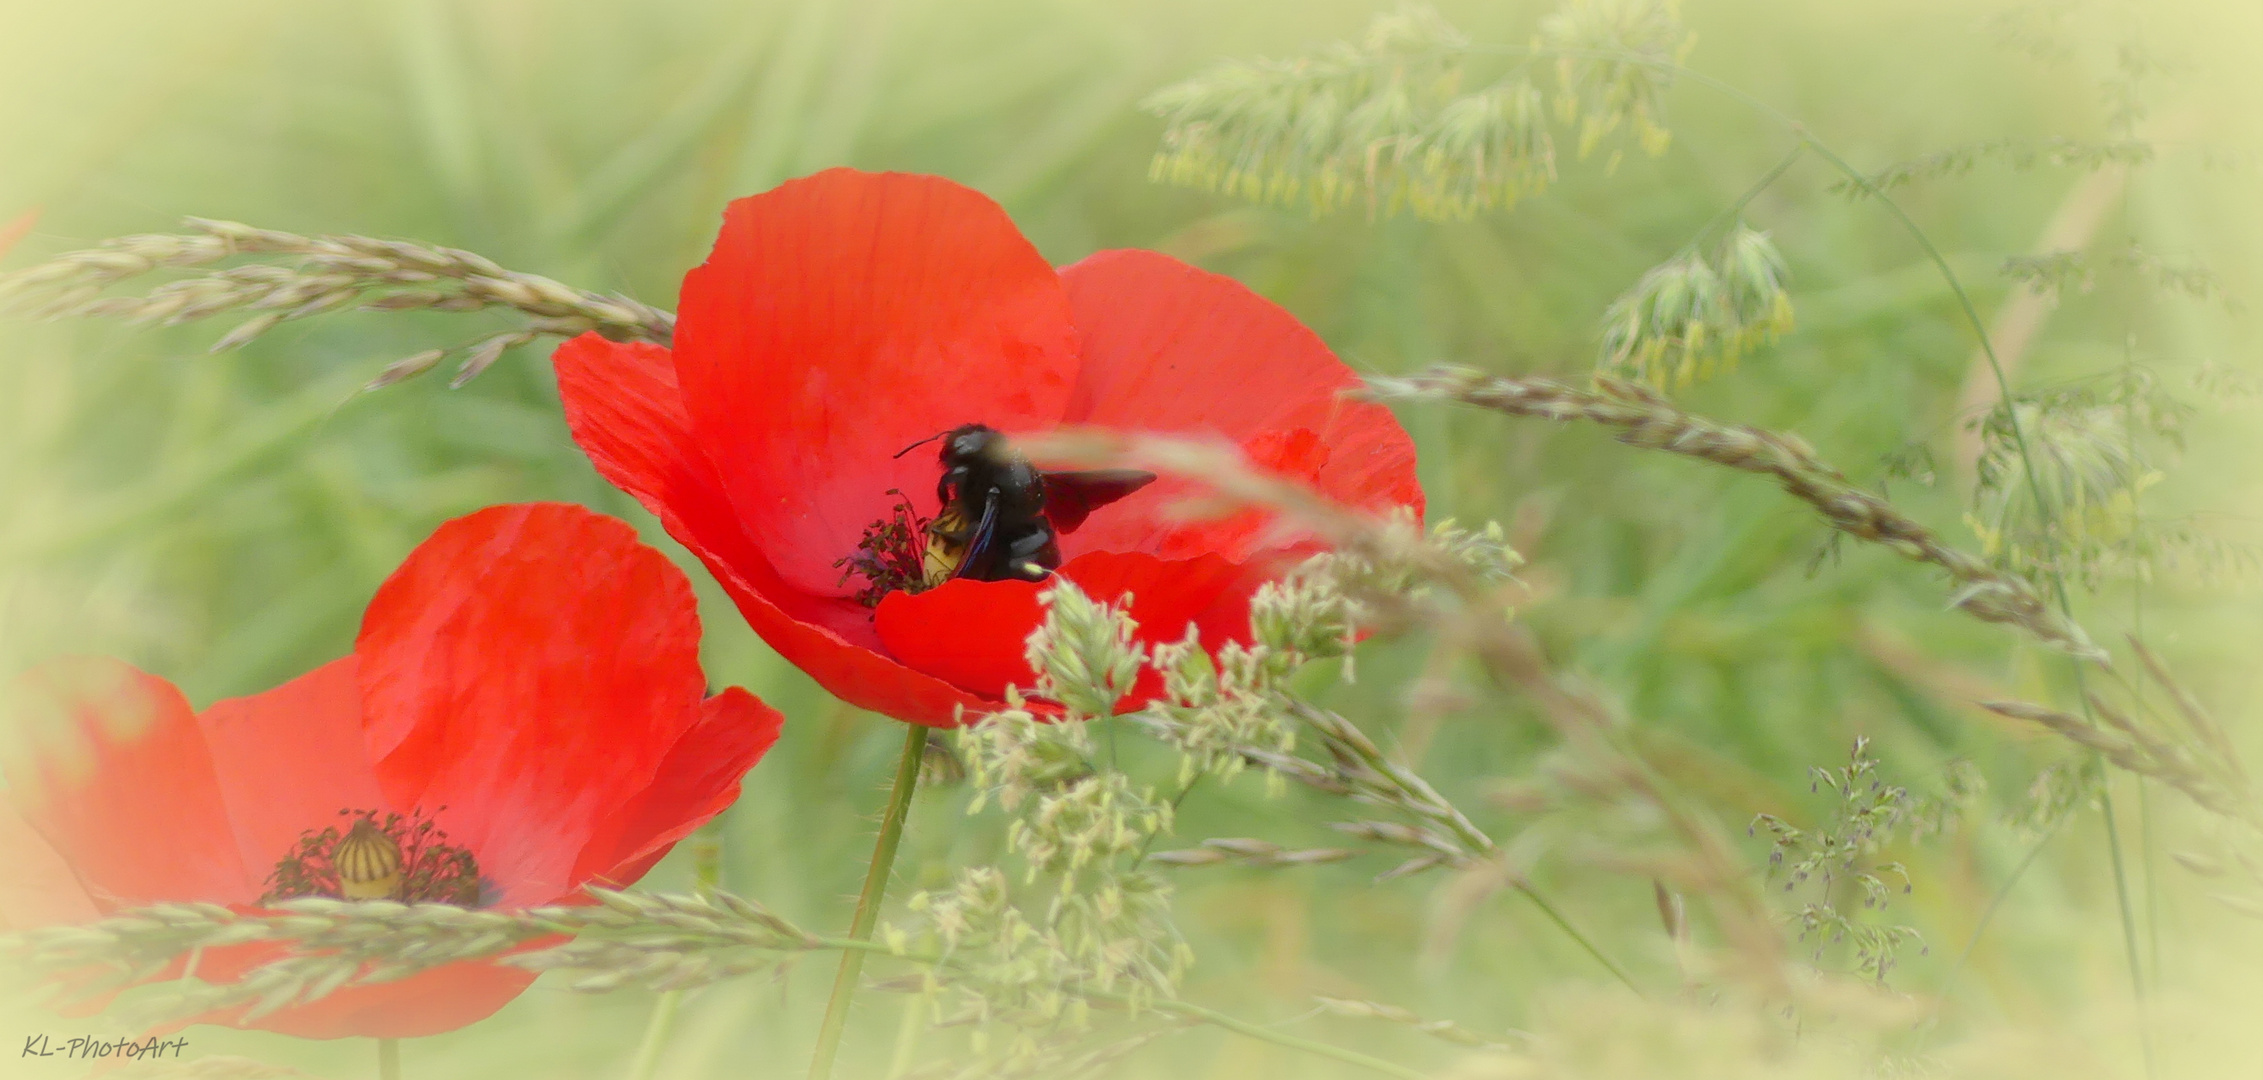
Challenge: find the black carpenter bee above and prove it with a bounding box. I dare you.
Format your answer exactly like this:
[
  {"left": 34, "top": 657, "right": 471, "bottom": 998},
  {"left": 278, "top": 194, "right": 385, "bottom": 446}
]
[{"left": 899, "top": 423, "right": 1155, "bottom": 586}]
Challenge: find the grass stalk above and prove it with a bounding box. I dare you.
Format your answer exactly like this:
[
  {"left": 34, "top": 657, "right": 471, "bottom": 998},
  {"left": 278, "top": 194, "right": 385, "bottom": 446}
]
[
  {"left": 624, "top": 992, "right": 683, "bottom": 1080},
  {"left": 1702, "top": 65, "right": 2157, "bottom": 1072},
  {"left": 807, "top": 724, "right": 930, "bottom": 1080},
  {"left": 624, "top": 822, "right": 725, "bottom": 1080},
  {"left": 1512, "top": 883, "right": 1639, "bottom": 992},
  {"left": 798, "top": 936, "right": 1427, "bottom": 1079},
  {"left": 1511, "top": 49, "right": 2159, "bottom": 1058},
  {"left": 1142, "top": 998, "right": 1430, "bottom": 1080},
  {"left": 1934, "top": 819, "right": 2059, "bottom": 1020}
]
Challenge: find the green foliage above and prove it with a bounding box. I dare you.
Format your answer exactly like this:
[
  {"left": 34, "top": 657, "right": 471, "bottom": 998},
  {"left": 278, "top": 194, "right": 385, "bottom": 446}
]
[{"left": 5, "top": 1, "right": 2263, "bottom": 1078}]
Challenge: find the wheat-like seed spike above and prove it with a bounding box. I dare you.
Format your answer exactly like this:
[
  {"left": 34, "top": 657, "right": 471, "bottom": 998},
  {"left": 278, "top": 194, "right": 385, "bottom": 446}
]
[
  {"left": 1361, "top": 366, "right": 2104, "bottom": 662},
  {"left": 0, "top": 219, "right": 675, "bottom": 385}
]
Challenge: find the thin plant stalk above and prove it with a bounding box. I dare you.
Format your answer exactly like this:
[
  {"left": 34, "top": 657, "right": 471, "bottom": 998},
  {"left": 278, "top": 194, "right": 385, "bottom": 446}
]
[
  {"left": 377, "top": 1038, "right": 400, "bottom": 1080},
  {"left": 1512, "top": 883, "right": 1639, "bottom": 992},
  {"left": 808, "top": 724, "right": 930, "bottom": 1080},
  {"left": 1473, "top": 45, "right": 2156, "bottom": 1058},
  {"left": 816, "top": 939, "right": 1429, "bottom": 1080},
  {"left": 625, "top": 820, "right": 726, "bottom": 1080},
  {"left": 1932, "top": 820, "right": 2060, "bottom": 1024},
  {"left": 1711, "top": 87, "right": 2156, "bottom": 1064},
  {"left": 884, "top": 984, "right": 932, "bottom": 1079},
  {"left": 1676, "top": 142, "right": 1803, "bottom": 258},
  {"left": 624, "top": 992, "right": 683, "bottom": 1080},
  {"left": 1144, "top": 999, "right": 1429, "bottom": 1080}
]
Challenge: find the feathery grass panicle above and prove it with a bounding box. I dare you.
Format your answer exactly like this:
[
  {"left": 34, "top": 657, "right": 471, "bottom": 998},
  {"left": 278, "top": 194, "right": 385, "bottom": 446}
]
[
  {"left": 1025, "top": 581, "right": 1144, "bottom": 719},
  {"left": 890, "top": 587, "right": 1196, "bottom": 1071},
  {"left": 1964, "top": 368, "right": 2201, "bottom": 588},
  {"left": 1749, "top": 739, "right": 1973, "bottom": 984},
  {"left": 1141, "top": 4, "right": 1556, "bottom": 220},
  {"left": 2000, "top": 245, "right": 2239, "bottom": 311},
  {"left": 1836, "top": 136, "right": 2154, "bottom": 198},
  {"left": 1967, "top": 399, "right": 2154, "bottom": 583},
  {"left": 1141, "top": 0, "right": 1694, "bottom": 220},
  {"left": 0, "top": 219, "right": 673, "bottom": 387},
  {"left": 1598, "top": 224, "right": 1794, "bottom": 388},
  {"left": 2111, "top": 244, "right": 2242, "bottom": 311},
  {"left": 1537, "top": 0, "right": 1690, "bottom": 160},
  {"left": 2001, "top": 250, "right": 2097, "bottom": 302},
  {"left": 1144, "top": 629, "right": 1300, "bottom": 789}
]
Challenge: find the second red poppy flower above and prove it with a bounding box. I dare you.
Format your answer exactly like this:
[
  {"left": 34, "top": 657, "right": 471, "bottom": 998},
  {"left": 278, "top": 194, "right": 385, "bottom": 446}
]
[{"left": 0, "top": 503, "right": 782, "bottom": 1038}]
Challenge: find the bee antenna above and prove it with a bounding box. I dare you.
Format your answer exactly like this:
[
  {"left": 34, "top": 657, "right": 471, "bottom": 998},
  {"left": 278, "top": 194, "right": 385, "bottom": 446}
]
[{"left": 894, "top": 429, "right": 949, "bottom": 459}]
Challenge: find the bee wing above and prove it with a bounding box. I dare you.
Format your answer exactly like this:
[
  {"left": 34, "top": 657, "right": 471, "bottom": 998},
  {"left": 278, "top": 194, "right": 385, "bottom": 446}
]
[
  {"left": 1040, "top": 469, "right": 1157, "bottom": 534},
  {"left": 952, "top": 487, "right": 1004, "bottom": 581}
]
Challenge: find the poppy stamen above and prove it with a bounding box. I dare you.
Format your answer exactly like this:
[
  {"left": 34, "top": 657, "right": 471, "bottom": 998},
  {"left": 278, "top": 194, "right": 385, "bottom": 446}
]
[
  {"left": 264, "top": 808, "right": 480, "bottom": 907},
  {"left": 835, "top": 488, "right": 932, "bottom": 607}
]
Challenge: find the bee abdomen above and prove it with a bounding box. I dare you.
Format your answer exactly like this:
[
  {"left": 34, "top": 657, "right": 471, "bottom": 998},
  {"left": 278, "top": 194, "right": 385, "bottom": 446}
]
[{"left": 922, "top": 506, "right": 968, "bottom": 587}]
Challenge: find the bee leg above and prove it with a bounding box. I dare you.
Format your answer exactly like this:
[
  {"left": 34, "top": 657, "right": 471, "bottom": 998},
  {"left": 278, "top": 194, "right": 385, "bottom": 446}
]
[{"left": 1002, "top": 528, "right": 1059, "bottom": 581}]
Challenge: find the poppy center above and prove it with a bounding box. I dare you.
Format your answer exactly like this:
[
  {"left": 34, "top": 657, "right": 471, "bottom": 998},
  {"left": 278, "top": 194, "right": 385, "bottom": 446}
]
[
  {"left": 838, "top": 422, "right": 1073, "bottom": 607},
  {"left": 263, "top": 808, "right": 480, "bottom": 907},
  {"left": 834, "top": 488, "right": 934, "bottom": 607}
]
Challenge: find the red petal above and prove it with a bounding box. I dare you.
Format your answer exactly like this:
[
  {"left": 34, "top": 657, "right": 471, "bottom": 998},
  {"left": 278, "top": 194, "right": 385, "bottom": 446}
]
[
  {"left": 0, "top": 796, "right": 99, "bottom": 929},
  {"left": 1055, "top": 249, "right": 1424, "bottom": 557},
  {"left": 4, "top": 659, "right": 256, "bottom": 908},
  {"left": 185, "top": 940, "right": 542, "bottom": 1039},
  {"left": 198, "top": 657, "right": 389, "bottom": 886},
  {"left": 554, "top": 333, "right": 991, "bottom": 727},
  {"left": 355, "top": 503, "right": 709, "bottom": 909},
  {"left": 873, "top": 552, "right": 1261, "bottom": 707},
  {"left": 872, "top": 579, "right": 1045, "bottom": 704},
  {"left": 573, "top": 688, "right": 784, "bottom": 889},
  {"left": 673, "top": 168, "right": 1082, "bottom": 598}
]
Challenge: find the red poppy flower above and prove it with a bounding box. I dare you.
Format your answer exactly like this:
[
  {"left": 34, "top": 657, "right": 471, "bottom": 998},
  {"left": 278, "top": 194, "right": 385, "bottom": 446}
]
[
  {"left": 554, "top": 168, "right": 1421, "bottom": 727},
  {"left": 0, "top": 502, "right": 783, "bottom": 1039}
]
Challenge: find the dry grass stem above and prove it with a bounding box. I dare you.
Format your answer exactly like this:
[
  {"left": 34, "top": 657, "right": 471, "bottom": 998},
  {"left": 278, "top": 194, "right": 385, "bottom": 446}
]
[
  {"left": 1147, "top": 838, "right": 1360, "bottom": 868},
  {"left": 0, "top": 219, "right": 673, "bottom": 387},
  {"left": 1982, "top": 697, "right": 2254, "bottom": 823},
  {"left": 1360, "top": 366, "right": 2103, "bottom": 661}
]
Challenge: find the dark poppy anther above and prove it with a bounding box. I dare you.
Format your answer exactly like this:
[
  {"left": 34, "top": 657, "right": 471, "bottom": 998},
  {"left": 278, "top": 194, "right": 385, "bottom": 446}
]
[
  {"left": 264, "top": 809, "right": 480, "bottom": 907},
  {"left": 835, "top": 489, "right": 933, "bottom": 607}
]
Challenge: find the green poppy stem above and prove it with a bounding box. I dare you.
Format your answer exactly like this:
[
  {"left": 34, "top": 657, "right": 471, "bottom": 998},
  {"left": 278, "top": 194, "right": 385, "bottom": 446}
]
[
  {"left": 807, "top": 724, "right": 930, "bottom": 1080},
  {"left": 377, "top": 1038, "right": 400, "bottom": 1080}
]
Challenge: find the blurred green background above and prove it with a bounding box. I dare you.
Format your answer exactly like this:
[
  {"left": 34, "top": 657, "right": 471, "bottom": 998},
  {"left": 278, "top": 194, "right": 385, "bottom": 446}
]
[{"left": 4, "top": 0, "right": 2263, "bottom": 1077}]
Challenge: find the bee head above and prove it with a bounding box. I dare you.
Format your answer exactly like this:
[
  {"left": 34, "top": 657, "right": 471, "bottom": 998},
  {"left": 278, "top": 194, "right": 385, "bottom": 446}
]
[
  {"left": 941, "top": 423, "right": 1003, "bottom": 465},
  {"left": 893, "top": 422, "right": 1003, "bottom": 463}
]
